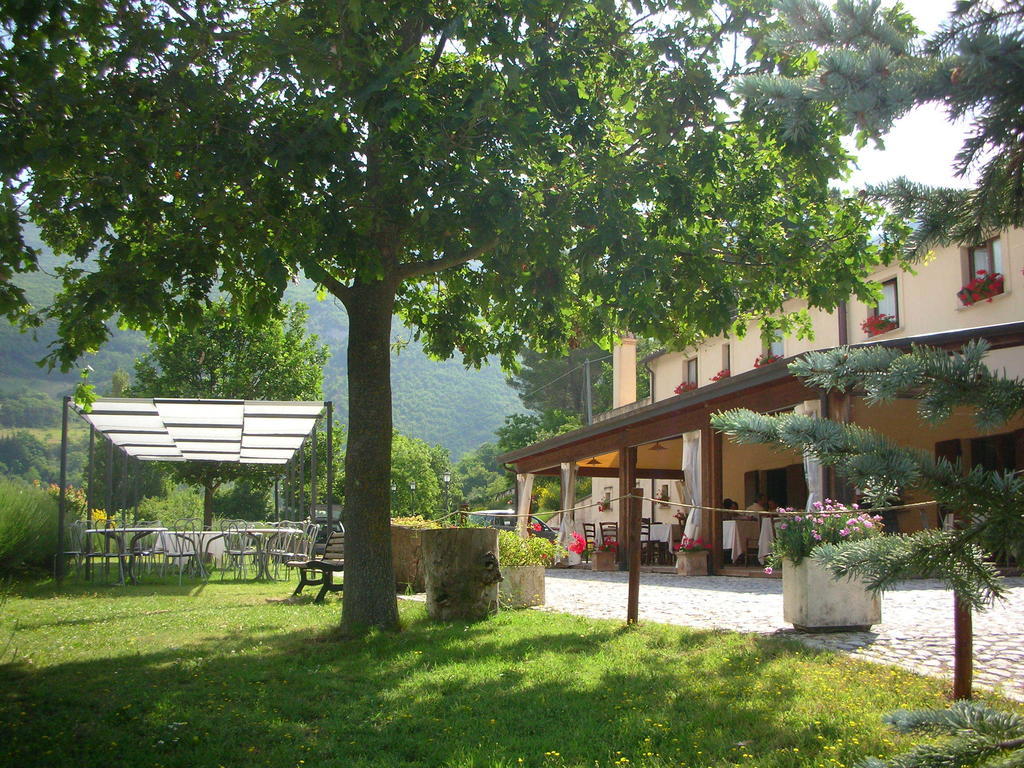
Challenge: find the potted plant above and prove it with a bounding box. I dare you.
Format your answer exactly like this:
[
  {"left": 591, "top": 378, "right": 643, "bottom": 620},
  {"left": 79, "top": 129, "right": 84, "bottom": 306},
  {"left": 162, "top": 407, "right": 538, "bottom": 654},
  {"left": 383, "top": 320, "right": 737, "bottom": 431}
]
[
  {"left": 754, "top": 352, "right": 782, "bottom": 368},
  {"left": 496, "top": 530, "right": 566, "bottom": 608},
  {"left": 673, "top": 536, "right": 709, "bottom": 575},
  {"left": 674, "top": 381, "right": 697, "bottom": 394},
  {"left": 766, "top": 500, "right": 884, "bottom": 631},
  {"left": 957, "top": 269, "right": 1004, "bottom": 306},
  {"left": 710, "top": 369, "right": 731, "bottom": 382},
  {"left": 861, "top": 313, "right": 898, "bottom": 337},
  {"left": 591, "top": 539, "right": 618, "bottom": 571}
]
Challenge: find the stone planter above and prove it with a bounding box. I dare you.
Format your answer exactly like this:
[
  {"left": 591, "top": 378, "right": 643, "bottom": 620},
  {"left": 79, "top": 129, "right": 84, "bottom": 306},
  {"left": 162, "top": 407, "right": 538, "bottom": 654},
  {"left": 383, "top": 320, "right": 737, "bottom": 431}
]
[
  {"left": 421, "top": 527, "right": 501, "bottom": 621},
  {"left": 391, "top": 525, "right": 426, "bottom": 593},
  {"left": 591, "top": 550, "right": 617, "bottom": 571},
  {"left": 782, "top": 557, "right": 881, "bottom": 631},
  {"left": 499, "top": 564, "right": 545, "bottom": 608},
  {"left": 674, "top": 549, "right": 709, "bottom": 576}
]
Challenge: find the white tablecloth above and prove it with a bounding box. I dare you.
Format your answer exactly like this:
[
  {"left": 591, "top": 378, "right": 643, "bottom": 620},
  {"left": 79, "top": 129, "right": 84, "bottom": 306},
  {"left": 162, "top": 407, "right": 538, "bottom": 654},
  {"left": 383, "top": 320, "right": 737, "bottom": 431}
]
[
  {"left": 722, "top": 520, "right": 760, "bottom": 562},
  {"left": 757, "top": 517, "right": 776, "bottom": 564},
  {"left": 649, "top": 523, "right": 670, "bottom": 543}
]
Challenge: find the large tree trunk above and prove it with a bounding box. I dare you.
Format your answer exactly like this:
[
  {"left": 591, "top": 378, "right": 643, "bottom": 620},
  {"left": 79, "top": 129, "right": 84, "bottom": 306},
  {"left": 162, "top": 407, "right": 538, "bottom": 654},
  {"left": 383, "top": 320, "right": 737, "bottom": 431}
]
[{"left": 340, "top": 278, "right": 400, "bottom": 632}]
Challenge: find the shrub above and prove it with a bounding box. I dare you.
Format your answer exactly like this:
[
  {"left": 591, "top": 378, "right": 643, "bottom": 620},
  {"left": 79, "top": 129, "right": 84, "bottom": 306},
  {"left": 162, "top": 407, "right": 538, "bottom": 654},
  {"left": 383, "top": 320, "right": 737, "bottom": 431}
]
[
  {"left": 137, "top": 485, "right": 203, "bottom": 523},
  {"left": 391, "top": 515, "right": 441, "bottom": 529},
  {"left": 497, "top": 529, "right": 566, "bottom": 567},
  {"left": 0, "top": 477, "right": 58, "bottom": 574}
]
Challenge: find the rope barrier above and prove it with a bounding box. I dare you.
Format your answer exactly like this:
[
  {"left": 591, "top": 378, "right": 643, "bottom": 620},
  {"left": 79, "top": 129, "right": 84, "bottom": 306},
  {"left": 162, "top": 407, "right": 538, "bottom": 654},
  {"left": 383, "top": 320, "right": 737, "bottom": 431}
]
[{"left": 540, "top": 495, "right": 940, "bottom": 519}]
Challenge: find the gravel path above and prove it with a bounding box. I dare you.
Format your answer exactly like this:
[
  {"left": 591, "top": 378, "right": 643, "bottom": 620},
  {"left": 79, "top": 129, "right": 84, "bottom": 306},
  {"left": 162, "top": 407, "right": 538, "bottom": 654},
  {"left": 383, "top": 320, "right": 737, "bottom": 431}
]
[{"left": 539, "top": 570, "right": 1024, "bottom": 701}]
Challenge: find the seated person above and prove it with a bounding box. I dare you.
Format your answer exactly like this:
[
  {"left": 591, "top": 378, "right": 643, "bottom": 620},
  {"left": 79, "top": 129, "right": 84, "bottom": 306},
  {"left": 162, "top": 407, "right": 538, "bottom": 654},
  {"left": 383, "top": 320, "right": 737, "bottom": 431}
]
[{"left": 720, "top": 498, "right": 740, "bottom": 520}]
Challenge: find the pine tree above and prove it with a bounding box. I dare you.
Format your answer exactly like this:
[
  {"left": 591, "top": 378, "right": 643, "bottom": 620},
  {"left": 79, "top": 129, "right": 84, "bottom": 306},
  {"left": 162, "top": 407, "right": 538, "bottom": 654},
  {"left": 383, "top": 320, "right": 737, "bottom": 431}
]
[
  {"left": 711, "top": 340, "right": 1024, "bottom": 699},
  {"left": 738, "top": 0, "right": 1024, "bottom": 254},
  {"left": 864, "top": 701, "right": 1024, "bottom": 768}
]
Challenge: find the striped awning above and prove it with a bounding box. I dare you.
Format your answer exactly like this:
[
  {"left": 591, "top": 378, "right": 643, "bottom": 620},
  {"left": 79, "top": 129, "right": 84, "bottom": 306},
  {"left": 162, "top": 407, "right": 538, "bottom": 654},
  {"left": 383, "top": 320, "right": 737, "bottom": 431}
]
[{"left": 76, "top": 398, "right": 324, "bottom": 464}]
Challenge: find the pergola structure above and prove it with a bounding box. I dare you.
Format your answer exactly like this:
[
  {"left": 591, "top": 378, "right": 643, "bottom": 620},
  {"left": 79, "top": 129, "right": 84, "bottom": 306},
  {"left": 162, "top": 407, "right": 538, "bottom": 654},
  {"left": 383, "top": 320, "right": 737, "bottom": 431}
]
[{"left": 55, "top": 397, "right": 335, "bottom": 580}]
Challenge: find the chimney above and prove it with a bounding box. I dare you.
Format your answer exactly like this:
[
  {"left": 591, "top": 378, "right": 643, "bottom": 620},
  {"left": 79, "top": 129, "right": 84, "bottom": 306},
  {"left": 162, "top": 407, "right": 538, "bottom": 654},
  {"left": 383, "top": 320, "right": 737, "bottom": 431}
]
[{"left": 612, "top": 334, "right": 637, "bottom": 408}]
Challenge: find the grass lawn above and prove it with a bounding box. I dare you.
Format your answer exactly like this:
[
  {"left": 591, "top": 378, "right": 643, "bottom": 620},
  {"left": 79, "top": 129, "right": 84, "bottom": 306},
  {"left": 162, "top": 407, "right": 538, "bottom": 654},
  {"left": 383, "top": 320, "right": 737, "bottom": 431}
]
[{"left": 0, "top": 576, "right": 1013, "bottom": 768}]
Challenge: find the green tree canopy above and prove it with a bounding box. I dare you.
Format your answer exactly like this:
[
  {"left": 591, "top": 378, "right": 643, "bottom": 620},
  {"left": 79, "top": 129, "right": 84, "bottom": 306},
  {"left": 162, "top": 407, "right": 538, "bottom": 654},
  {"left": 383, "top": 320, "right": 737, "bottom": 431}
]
[
  {"left": 2, "top": 0, "right": 909, "bottom": 630},
  {"left": 738, "top": 0, "right": 1024, "bottom": 254},
  {"left": 131, "top": 300, "right": 329, "bottom": 529}
]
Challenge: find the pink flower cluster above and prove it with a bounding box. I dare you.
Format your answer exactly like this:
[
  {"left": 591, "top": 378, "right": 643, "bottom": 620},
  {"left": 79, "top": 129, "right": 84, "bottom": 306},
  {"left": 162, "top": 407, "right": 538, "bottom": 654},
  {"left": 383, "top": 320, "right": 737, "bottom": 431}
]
[
  {"left": 763, "top": 499, "right": 884, "bottom": 574},
  {"left": 569, "top": 532, "right": 587, "bottom": 555}
]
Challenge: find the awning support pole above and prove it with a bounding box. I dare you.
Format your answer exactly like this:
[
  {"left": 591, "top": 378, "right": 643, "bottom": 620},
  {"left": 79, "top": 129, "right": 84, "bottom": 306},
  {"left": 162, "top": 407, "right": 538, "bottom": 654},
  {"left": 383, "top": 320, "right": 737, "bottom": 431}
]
[
  {"left": 325, "top": 401, "right": 334, "bottom": 532},
  {"left": 55, "top": 396, "right": 70, "bottom": 583}
]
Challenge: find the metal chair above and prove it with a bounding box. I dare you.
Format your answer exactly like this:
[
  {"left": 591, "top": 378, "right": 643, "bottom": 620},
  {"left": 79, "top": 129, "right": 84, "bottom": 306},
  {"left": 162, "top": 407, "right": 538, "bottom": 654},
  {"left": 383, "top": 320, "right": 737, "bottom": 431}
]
[
  {"left": 221, "top": 520, "right": 257, "bottom": 579},
  {"left": 164, "top": 518, "right": 203, "bottom": 584},
  {"left": 61, "top": 520, "right": 87, "bottom": 577}
]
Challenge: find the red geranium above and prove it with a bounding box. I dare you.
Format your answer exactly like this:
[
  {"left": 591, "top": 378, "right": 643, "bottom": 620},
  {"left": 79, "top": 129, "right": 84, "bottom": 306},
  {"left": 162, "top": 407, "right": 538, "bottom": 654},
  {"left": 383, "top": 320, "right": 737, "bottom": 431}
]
[
  {"left": 597, "top": 540, "right": 618, "bottom": 552},
  {"left": 861, "top": 313, "right": 898, "bottom": 337},
  {"left": 674, "top": 381, "right": 697, "bottom": 394},
  {"left": 568, "top": 532, "right": 587, "bottom": 555},
  {"left": 710, "top": 369, "right": 731, "bottom": 382},
  {"left": 957, "top": 270, "right": 1004, "bottom": 306},
  {"left": 754, "top": 353, "right": 782, "bottom": 368}
]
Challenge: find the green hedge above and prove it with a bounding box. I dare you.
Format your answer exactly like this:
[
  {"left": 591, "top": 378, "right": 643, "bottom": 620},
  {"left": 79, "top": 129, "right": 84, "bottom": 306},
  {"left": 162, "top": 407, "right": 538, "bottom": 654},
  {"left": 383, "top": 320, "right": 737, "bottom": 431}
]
[
  {"left": 497, "top": 529, "right": 566, "bottom": 567},
  {"left": 0, "top": 476, "right": 57, "bottom": 574}
]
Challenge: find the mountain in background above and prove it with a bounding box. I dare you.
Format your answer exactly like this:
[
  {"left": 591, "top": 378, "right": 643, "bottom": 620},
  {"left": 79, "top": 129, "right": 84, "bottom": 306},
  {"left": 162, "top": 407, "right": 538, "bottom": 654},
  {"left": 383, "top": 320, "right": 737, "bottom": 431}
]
[{"left": 0, "top": 230, "right": 522, "bottom": 459}]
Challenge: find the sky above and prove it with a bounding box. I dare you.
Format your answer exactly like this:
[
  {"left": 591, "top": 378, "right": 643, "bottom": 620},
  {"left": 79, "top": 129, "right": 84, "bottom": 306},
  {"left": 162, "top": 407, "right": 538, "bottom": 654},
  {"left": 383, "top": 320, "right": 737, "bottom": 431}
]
[{"left": 844, "top": 0, "right": 974, "bottom": 190}]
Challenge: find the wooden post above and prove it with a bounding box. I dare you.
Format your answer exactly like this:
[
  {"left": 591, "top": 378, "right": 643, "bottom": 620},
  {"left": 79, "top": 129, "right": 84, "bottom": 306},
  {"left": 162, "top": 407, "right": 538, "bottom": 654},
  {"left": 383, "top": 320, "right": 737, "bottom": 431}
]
[
  {"left": 953, "top": 592, "right": 973, "bottom": 699},
  {"left": 626, "top": 486, "right": 642, "bottom": 624},
  {"left": 617, "top": 446, "right": 636, "bottom": 569},
  {"left": 705, "top": 424, "right": 724, "bottom": 574}
]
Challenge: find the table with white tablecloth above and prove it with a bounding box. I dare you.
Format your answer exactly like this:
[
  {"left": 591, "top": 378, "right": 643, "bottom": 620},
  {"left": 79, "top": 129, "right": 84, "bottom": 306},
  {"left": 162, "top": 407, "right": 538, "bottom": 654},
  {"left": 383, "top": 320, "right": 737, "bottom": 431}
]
[{"left": 721, "top": 517, "right": 777, "bottom": 564}]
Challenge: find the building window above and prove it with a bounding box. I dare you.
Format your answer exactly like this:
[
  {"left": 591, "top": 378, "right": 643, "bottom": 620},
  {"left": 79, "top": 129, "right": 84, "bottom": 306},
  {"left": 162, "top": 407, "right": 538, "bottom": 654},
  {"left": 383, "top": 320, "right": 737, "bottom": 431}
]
[
  {"left": 767, "top": 334, "right": 784, "bottom": 358},
  {"left": 968, "top": 237, "right": 1003, "bottom": 277},
  {"left": 959, "top": 237, "right": 1005, "bottom": 305},
  {"left": 875, "top": 278, "right": 899, "bottom": 323},
  {"left": 685, "top": 357, "right": 698, "bottom": 385}
]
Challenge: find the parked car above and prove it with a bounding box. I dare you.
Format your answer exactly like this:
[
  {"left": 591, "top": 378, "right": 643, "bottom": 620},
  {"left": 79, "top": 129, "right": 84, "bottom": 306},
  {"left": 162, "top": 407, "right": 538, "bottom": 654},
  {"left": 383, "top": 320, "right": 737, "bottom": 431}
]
[
  {"left": 466, "top": 509, "right": 557, "bottom": 541},
  {"left": 311, "top": 513, "right": 344, "bottom": 555}
]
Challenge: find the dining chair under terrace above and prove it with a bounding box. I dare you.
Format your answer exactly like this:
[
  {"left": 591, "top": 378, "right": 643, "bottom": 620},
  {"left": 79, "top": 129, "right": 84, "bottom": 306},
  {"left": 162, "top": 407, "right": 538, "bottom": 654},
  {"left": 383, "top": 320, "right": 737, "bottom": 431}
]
[
  {"left": 83, "top": 520, "right": 132, "bottom": 583},
  {"left": 599, "top": 521, "right": 618, "bottom": 547},
  {"left": 221, "top": 521, "right": 256, "bottom": 580},
  {"left": 582, "top": 522, "right": 596, "bottom": 562},
  {"left": 165, "top": 518, "right": 203, "bottom": 585},
  {"left": 61, "top": 520, "right": 87, "bottom": 577},
  {"left": 267, "top": 524, "right": 301, "bottom": 580},
  {"left": 126, "top": 521, "right": 162, "bottom": 576}
]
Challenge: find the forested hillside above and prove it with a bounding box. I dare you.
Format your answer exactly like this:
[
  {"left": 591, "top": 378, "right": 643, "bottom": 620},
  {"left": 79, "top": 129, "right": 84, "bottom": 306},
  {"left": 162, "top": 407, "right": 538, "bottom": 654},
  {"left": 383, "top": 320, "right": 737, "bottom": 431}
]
[{"left": 1, "top": 230, "right": 521, "bottom": 459}]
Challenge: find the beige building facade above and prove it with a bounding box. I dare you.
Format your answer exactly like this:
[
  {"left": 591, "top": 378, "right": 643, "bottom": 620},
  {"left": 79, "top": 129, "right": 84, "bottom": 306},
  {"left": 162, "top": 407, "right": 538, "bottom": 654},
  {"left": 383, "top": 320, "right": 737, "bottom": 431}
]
[{"left": 500, "top": 230, "right": 1024, "bottom": 574}]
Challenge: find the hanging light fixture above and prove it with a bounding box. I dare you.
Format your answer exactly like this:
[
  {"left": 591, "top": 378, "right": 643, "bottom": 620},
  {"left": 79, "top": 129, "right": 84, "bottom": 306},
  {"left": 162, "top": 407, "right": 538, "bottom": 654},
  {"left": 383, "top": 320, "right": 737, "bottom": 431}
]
[
  {"left": 585, "top": 457, "right": 601, "bottom": 465},
  {"left": 649, "top": 441, "right": 667, "bottom": 451}
]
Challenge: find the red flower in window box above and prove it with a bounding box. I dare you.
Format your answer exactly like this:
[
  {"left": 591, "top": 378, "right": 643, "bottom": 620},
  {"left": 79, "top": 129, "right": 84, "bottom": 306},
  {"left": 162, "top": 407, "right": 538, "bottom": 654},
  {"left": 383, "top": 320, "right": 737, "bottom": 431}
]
[
  {"left": 957, "top": 270, "right": 1004, "bottom": 305},
  {"left": 674, "top": 381, "right": 697, "bottom": 394},
  {"left": 710, "top": 369, "right": 731, "bottom": 382},
  {"left": 754, "top": 353, "right": 782, "bottom": 368},
  {"left": 597, "top": 539, "right": 618, "bottom": 552},
  {"left": 861, "top": 313, "right": 898, "bottom": 337}
]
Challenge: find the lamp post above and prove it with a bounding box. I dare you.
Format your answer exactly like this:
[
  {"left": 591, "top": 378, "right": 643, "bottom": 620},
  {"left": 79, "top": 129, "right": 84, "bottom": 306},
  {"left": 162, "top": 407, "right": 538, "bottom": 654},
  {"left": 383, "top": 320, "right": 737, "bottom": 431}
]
[
  {"left": 442, "top": 471, "right": 451, "bottom": 519},
  {"left": 409, "top": 481, "right": 417, "bottom": 516},
  {"left": 390, "top": 481, "right": 397, "bottom": 514}
]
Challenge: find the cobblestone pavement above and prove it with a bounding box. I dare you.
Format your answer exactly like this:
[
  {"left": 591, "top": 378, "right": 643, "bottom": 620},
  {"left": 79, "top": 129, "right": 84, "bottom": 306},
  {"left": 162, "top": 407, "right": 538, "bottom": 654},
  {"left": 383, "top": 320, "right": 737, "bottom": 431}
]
[{"left": 539, "top": 570, "right": 1024, "bottom": 701}]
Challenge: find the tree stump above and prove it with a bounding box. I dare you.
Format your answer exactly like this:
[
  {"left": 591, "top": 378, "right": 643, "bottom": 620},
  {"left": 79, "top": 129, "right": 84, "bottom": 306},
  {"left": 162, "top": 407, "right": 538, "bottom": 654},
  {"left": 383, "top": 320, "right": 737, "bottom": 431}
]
[
  {"left": 391, "top": 525, "right": 426, "bottom": 593},
  {"left": 421, "top": 528, "right": 502, "bottom": 621}
]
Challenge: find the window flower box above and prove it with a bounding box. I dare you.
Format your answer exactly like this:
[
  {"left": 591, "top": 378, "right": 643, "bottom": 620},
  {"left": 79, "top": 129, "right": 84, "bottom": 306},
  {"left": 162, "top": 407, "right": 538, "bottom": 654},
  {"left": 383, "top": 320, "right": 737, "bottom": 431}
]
[
  {"left": 710, "top": 369, "right": 731, "bottom": 382},
  {"left": 754, "top": 353, "right": 782, "bottom": 368},
  {"left": 861, "top": 313, "right": 898, "bottom": 337},
  {"left": 957, "top": 270, "right": 1004, "bottom": 306},
  {"left": 674, "top": 381, "right": 697, "bottom": 394}
]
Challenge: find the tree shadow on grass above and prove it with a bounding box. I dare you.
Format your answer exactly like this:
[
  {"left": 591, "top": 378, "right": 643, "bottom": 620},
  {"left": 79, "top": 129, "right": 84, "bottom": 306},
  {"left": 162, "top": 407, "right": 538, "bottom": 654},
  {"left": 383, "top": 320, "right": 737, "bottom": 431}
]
[{"left": 0, "top": 601, "right": 945, "bottom": 768}]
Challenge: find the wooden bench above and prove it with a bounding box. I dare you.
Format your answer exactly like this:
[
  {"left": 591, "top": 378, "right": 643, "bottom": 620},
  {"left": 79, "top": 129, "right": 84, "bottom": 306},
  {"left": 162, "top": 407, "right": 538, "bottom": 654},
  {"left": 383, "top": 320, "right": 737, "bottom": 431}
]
[{"left": 287, "top": 530, "right": 344, "bottom": 603}]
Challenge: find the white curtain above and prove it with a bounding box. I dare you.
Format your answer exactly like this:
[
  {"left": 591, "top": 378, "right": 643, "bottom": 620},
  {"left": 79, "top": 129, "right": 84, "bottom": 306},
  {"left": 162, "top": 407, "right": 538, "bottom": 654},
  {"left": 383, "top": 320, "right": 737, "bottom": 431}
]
[
  {"left": 681, "top": 430, "right": 702, "bottom": 540},
  {"left": 515, "top": 473, "right": 535, "bottom": 539},
  {"left": 557, "top": 462, "right": 583, "bottom": 565},
  {"left": 795, "top": 401, "right": 824, "bottom": 511}
]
